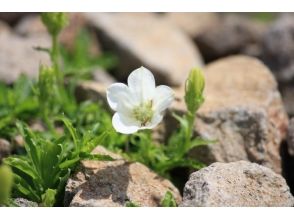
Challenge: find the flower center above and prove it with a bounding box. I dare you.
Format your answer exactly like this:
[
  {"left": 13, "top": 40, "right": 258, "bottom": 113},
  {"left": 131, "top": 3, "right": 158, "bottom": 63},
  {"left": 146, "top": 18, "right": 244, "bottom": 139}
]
[{"left": 132, "top": 100, "right": 153, "bottom": 126}]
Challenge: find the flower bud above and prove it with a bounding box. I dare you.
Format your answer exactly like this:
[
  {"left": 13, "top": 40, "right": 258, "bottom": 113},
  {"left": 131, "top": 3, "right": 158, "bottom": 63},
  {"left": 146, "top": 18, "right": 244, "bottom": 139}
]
[
  {"left": 0, "top": 165, "right": 13, "bottom": 205},
  {"left": 184, "top": 68, "right": 205, "bottom": 114},
  {"left": 41, "top": 12, "right": 68, "bottom": 36}
]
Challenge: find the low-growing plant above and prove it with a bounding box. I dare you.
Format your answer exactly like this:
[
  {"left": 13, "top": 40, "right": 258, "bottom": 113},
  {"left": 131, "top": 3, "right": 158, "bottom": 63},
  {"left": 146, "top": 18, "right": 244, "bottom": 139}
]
[
  {"left": 4, "top": 118, "right": 111, "bottom": 206},
  {"left": 0, "top": 75, "right": 38, "bottom": 140}
]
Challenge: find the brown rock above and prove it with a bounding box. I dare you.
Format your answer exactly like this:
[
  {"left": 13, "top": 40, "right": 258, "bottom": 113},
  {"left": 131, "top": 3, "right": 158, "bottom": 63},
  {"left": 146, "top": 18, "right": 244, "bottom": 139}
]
[
  {"left": 170, "top": 55, "right": 288, "bottom": 174},
  {"left": 0, "top": 32, "right": 51, "bottom": 84},
  {"left": 0, "top": 13, "right": 31, "bottom": 25},
  {"left": 181, "top": 161, "right": 294, "bottom": 207},
  {"left": 15, "top": 15, "right": 47, "bottom": 37},
  {"left": 84, "top": 12, "right": 203, "bottom": 86},
  {"left": 65, "top": 146, "right": 181, "bottom": 207},
  {"left": 164, "top": 12, "right": 220, "bottom": 39},
  {"left": 0, "top": 139, "right": 11, "bottom": 161},
  {"left": 92, "top": 68, "right": 116, "bottom": 86},
  {"left": 75, "top": 81, "right": 108, "bottom": 106},
  {"left": 195, "top": 14, "right": 266, "bottom": 62}
]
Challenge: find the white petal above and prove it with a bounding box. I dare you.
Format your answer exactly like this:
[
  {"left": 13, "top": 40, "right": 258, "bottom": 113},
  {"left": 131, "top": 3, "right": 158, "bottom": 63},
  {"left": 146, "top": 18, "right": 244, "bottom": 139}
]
[
  {"left": 153, "top": 85, "right": 174, "bottom": 113},
  {"left": 142, "top": 113, "right": 163, "bottom": 130},
  {"left": 127, "top": 66, "right": 156, "bottom": 102},
  {"left": 106, "top": 83, "right": 137, "bottom": 111},
  {"left": 112, "top": 113, "right": 140, "bottom": 134}
]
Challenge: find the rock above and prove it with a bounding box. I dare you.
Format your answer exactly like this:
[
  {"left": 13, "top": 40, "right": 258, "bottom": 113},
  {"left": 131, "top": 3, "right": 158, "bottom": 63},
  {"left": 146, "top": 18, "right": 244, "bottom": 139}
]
[
  {"left": 181, "top": 161, "right": 294, "bottom": 207},
  {"left": 84, "top": 13, "right": 203, "bottom": 87},
  {"left": 287, "top": 118, "right": 294, "bottom": 156},
  {"left": 15, "top": 15, "right": 47, "bottom": 37},
  {"left": 14, "top": 198, "right": 38, "bottom": 207},
  {"left": 262, "top": 15, "right": 294, "bottom": 116},
  {"left": 0, "top": 139, "right": 11, "bottom": 161},
  {"left": 0, "top": 31, "right": 51, "bottom": 84},
  {"left": 163, "top": 13, "right": 220, "bottom": 39},
  {"left": 75, "top": 81, "right": 108, "bottom": 107},
  {"left": 0, "top": 20, "right": 10, "bottom": 34},
  {"left": 195, "top": 14, "right": 266, "bottom": 62},
  {"left": 65, "top": 146, "right": 181, "bottom": 207},
  {"left": 262, "top": 14, "right": 294, "bottom": 83},
  {"left": 92, "top": 68, "right": 116, "bottom": 86},
  {"left": 170, "top": 56, "right": 288, "bottom": 174},
  {"left": 0, "top": 13, "right": 31, "bottom": 25}
]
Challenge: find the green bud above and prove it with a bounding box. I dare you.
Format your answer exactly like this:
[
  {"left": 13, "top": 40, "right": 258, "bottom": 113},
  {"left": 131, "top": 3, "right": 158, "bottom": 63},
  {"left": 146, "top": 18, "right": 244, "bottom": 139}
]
[
  {"left": 184, "top": 68, "right": 205, "bottom": 114},
  {"left": 39, "top": 65, "right": 56, "bottom": 99},
  {"left": 41, "top": 12, "right": 68, "bottom": 36},
  {"left": 0, "top": 165, "right": 13, "bottom": 205}
]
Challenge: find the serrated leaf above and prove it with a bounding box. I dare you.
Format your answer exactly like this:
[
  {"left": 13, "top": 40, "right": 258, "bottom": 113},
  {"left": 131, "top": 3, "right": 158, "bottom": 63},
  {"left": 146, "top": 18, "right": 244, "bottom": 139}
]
[{"left": 160, "top": 191, "right": 177, "bottom": 207}]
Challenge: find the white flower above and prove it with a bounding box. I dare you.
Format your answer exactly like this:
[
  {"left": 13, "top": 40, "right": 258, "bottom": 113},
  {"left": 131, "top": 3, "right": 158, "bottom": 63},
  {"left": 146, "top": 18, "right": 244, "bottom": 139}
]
[{"left": 106, "top": 66, "right": 174, "bottom": 134}]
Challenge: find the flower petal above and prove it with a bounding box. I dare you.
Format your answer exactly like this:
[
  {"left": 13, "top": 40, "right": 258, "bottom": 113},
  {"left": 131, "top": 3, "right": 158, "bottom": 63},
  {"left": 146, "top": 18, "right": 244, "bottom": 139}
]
[
  {"left": 106, "top": 83, "right": 137, "bottom": 112},
  {"left": 153, "top": 85, "right": 174, "bottom": 113},
  {"left": 112, "top": 113, "right": 140, "bottom": 134},
  {"left": 142, "top": 113, "right": 163, "bottom": 130},
  {"left": 127, "top": 66, "right": 156, "bottom": 102}
]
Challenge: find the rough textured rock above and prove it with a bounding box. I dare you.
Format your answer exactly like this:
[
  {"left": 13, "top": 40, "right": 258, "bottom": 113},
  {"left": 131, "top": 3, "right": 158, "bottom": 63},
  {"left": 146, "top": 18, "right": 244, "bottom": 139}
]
[
  {"left": 14, "top": 198, "right": 38, "bottom": 207},
  {"left": 170, "top": 56, "right": 288, "bottom": 174},
  {"left": 262, "top": 15, "right": 294, "bottom": 116},
  {"left": 195, "top": 14, "right": 266, "bottom": 62},
  {"left": 163, "top": 13, "right": 220, "bottom": 39},
  {"left": 0, "top": 139, "right": 11, "bottom": 162},
  {"left": 84, "top": 12, "right": 203, "bottom": 86},
  {"left": 0, "top": 31, "right": 51, "bottom": 84},
  {"left": 181, "top": 161, "right": 294, "bottom": 207},
  {"left": 65, "top": 146, "right": 181, "bottom": 207},
  {"left": 287, "top": 118, "right": 294, "bottom": 156}
]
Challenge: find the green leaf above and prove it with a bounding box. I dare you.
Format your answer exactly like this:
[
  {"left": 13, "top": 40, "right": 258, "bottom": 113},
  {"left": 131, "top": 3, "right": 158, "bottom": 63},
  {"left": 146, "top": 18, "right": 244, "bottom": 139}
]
[
  {"left": 4, "top": 157, "right": 39, "bottom": 181},
  {"left": 58, "top": 157, "right": 80, "bottom": 169},
  {"left": 125, "top": 201, "right": 140, "bottom": 207},
  {"left": 160, "top": 191, "right": 177, "bottom": 207},
  {"left": 57, "top": 116, "right": 79, "bottom": 148},
  {"left": 189, "top": 138, "right": 217, "bottom": 150},
  {"left": 79, "top": 152, "right": 114, "bottom": 161},
  {"left": 41, "top": 189, "right": 56, "bottom": 207},
  {"left": 0, "top": 165, "right": 13, "bottom": 205}
]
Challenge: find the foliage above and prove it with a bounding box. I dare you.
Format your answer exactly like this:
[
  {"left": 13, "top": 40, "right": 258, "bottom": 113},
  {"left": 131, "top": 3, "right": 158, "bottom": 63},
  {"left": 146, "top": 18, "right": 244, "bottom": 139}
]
[
  {"left": 0, "top": 164, "right": 13, "bottom": 206},
  {"left": 61, "top": 28, "right": 118, "bottom": 80},
  {"left": 4, "top": 119, "right": 110, "bottom": 206},
  {"left": 160, "top": 191, "right": 177, "bottom": 207},
  {"left": 0, "top": 75, "right": 38, "bottom": 140}
]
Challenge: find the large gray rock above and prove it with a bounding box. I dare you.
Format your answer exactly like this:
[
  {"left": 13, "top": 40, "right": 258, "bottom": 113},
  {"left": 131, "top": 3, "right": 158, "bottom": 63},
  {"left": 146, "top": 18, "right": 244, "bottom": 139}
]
[
  {"left": 181, "top": 161, "right": 294, "bottom": 207},
  {"left": 0, "top": 30, "right": 51, "bottom": 84},
  {"left": 195, "top": 14, "right": 266, "bottom": 62},
  {"left": 170, "top": 56, "right": 288, "bottom": 174},
  {"left": 84, "top": 13, "right": 203, "bottom": 86},
  {"left": 65, "top": 146, "right": 181, "bottom": 207},
  {"left": 262, "top": 15, "right": 294, "bottom": 116}
]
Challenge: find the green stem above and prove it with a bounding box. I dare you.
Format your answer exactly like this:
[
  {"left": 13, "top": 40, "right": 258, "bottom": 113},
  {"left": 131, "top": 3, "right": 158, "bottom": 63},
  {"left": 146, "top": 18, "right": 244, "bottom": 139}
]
[{"left": 51, "top": 34, "right": 62, "bottom": 85}]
